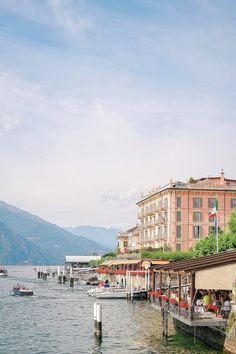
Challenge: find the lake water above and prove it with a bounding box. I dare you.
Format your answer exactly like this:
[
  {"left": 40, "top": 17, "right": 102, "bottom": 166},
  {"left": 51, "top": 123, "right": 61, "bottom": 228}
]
[{"left": 0, "top": 266, "right": 222, "bottom": 354}]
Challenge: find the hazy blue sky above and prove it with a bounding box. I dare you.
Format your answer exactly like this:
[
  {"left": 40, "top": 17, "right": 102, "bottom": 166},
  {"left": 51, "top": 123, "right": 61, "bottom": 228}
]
[{"left": 0, "top": 0, "right": 236, "bottom": 229}]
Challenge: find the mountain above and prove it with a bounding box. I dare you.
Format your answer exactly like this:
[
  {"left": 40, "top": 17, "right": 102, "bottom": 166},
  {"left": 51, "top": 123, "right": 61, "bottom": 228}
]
[
  {"left": 0, "top": 221, "right": 46, "bottom": 265},
  {"left": 0, "top": 201, "right": 109, "bottom": 265},
  {"left": 65, "top": 225, "right": 120, "bottom": 249}
]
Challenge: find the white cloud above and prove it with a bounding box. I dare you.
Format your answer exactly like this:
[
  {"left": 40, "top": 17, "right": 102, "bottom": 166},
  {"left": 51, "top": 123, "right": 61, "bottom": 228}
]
[
  {"left": 0, "top": 113, "right": 21, "bottom": 132},
  {"left": 101, "top": 189, "right": 139, "bottom": 208}
]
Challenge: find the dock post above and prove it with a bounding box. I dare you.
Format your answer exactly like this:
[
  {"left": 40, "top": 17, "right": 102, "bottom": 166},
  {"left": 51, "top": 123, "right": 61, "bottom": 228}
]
[
  {"left": 94, "top": 302, "right": 97, "bottom": 335},
  {"left": 162, "top": 307, "right": 168, "bottom": 339},
  {"left": 37, "top": 269, "right": 40, "bottom": 279},
  {"left": 130, "top": 277, "right": 133, "bottom": 302},
  {"left": 58, "top": 275, "right": 62, "bottom": 284},
  {"left": 96, "top": 304, "right": 102, "bottom": 338},
  {"left": 69, "top": 267, "right": 74, "bottom": 287},
  {"left": 62, "top": 270, "right": 66, "bottom": 284}
]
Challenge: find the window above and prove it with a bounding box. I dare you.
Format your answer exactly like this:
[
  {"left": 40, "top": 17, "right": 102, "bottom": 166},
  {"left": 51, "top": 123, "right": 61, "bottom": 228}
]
[
  {"left": 231, "top": 199, "right": 236, "bottom": 209},
  {"left": 123, "top": 241, "right": 128, "bottom": 247},
  {"left": 193, "top": 197, "right": 202, "bottom": 208},
  {"left": 176, "top": 225, "right": 181, "bottom": 238},
  {"left": 193, "top": 212, "right": 201, "bottom": 222},
  {"left": 208, "top": 198, "right": 216, "bottom": 209},
  {"left": 177, "top": 196, "right": 182, "bottom": 208},
  {"left": 193, "top": 225, "right": 201, "bottom": 238},
  {"left": 164, "top": 226, "right": 167, "bottom": 237},
  {"left": 164, "top": 212, "right": 168, "bottom": 222},
  {"left": 176, "top": 211, "right": 181, "bottom": 222},
  {"left": 163, "top": 198, "right": 168, "bottom": 208},
  {"left": 176, "top": 243, "right": 182, "bottom": 251}
]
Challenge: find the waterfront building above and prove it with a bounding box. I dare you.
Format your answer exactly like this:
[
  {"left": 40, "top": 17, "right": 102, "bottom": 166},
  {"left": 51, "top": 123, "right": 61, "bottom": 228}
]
[
  {"left": 137, "top": 170, "right": 236, "bottom": 251},
  {"left": 117, "top": 232, "right": 129, "bottom": 254},
  {"left": 117, "top": 226, "right": 141, "bottom": 254},
  {"left": 64, "top": 255, "right": 101, "bottom": 268},
  {"left": 150, "top": 249, "right": 236, "bottom": 352}
]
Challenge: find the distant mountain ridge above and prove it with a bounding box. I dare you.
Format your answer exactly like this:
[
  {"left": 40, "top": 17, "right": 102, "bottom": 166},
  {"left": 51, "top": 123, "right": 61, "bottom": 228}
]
[
  {"left": 65, "top": 225, "right": 120, "bottom": 249},
  {"left": 0, "top": 201, "right": 109, "bottom": 265}
]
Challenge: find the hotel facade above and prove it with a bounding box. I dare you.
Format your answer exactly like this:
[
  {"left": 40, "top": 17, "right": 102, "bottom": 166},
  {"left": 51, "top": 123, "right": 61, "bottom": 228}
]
[{"left": 133, "top": 170, "right": 236, "bottom": 252}]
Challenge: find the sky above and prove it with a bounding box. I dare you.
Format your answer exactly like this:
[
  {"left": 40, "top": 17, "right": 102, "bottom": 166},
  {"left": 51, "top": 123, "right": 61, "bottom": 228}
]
[{"left": 0, "top": 0, "right": 236, "bottom": 230}]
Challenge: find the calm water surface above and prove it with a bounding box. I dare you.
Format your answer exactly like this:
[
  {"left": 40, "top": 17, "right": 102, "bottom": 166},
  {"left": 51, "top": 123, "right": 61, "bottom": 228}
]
[{"left": 0, "top": 267, "right": 222, "bottom": 354}]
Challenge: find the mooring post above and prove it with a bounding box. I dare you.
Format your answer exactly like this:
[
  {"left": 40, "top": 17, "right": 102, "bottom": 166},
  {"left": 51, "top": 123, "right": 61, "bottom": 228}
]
[
  {"left": 94, "top": 302, "right": 97, "bottom": 335},
  {"left": 96, "top": 304, "right": 102, "bottom": 338},
  {"left": 130, "top": 277, "right": 133, "bottom": 302},
  {"left": 62, "top": 269, "right": 66, "bottom": 284},
  {"left": 69, "top": 267, "right": 74, "bottom": 287},
  {"left": 162, "top": 307, "right": 168, "bottom": 339}
]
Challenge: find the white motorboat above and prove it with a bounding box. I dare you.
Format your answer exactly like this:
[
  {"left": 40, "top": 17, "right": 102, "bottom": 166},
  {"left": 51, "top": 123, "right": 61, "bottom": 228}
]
[
  {"left": 12, "top": 284, "right": 34, "bottom": 296},
  {"left": 94, "top": 287, "right": 148, "bottom": 299},
  {"left": 0, "top": 268, "right": 8, "bottom": 278}
]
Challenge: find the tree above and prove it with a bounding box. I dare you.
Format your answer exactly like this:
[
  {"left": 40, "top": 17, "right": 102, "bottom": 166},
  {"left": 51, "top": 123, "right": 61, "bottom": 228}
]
[{"left": 228, "top": 209, "right": 236, "bottom": 234}]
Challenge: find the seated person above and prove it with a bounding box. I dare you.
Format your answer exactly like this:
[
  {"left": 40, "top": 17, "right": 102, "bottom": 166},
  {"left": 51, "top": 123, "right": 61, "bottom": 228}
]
[
  {"left": 202, "top": 291, "right": 211, "bottom": 306},
  {"left": 221, "top": 296, "right": 231, "bottom": 319},
  {"left": 103, "top": 279, "right": 110, "bottom": 288}
]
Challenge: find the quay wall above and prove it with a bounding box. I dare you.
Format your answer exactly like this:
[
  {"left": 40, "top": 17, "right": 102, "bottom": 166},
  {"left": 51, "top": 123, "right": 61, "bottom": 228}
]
[{"left": 173, "top": 318, "right": 226, "bottom": 351}]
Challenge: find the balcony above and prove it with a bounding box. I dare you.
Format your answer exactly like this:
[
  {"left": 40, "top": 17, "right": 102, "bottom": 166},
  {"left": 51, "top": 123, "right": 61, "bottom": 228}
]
[
  {"left": 146, "top": 220, "right": 156, "bottom": 228},
  {"left": 145, "top": 205, "right": 157, "bottom": 216}
]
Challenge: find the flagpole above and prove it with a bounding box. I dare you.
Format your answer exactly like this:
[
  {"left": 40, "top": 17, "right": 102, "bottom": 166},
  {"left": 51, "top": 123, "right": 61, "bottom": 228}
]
[{"left": 216, "top": 194, "right": 219, "bottom": 253}]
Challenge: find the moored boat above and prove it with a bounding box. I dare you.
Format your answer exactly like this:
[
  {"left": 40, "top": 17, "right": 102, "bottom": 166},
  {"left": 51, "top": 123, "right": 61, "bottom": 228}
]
[
  {"left": 0, "top": 268, "right": 8, "bottom": 278},
  {"left": 95, "top": 288, "right": 147, "bottom": 299},
  {"left": 12, "top": 284, "right": 34, "bottom": 296}
]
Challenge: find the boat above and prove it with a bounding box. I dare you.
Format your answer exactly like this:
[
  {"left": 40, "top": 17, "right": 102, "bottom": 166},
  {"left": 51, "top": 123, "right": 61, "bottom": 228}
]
[
  {"left": 12, "top": 284, "right": 34, "bottom": 296},
  {"left": 0, "top": 268, "right": 8, "bottom": 278},
  {"left": 95, "top": 288, "right": 148, "bottom": 299},
  {"left": 87, "top": 283, "right": 147, "bottom": 299}
]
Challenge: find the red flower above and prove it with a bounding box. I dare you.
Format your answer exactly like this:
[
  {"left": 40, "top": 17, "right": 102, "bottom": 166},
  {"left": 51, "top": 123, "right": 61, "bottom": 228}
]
[
  {"left": 169, "top": 298, "right": 177, "bottom": 305},
  {"left": 161, "top": 295, "right": 169, "bottom": 302},
  {"left": 179, "top": 302, "right": 189, "bottom": 309}
]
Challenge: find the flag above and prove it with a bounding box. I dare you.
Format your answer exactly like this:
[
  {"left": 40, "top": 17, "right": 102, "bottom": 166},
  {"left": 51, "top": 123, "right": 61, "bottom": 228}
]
[{"left": 209, "top": 198, "right": 218, "bottom": 218}]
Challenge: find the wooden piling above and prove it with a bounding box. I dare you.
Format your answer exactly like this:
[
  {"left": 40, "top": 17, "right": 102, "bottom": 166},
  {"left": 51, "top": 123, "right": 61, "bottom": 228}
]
[
  {"left": 162, "top": 307, "right": 169, "bottom": 339},
  {"left": 70, "top": 277, "right": 74, "bottom": 287}
]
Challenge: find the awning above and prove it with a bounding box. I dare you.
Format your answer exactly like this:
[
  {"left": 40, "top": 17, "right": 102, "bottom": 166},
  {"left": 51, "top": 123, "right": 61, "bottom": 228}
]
[
  {"left": 108, "top": 259, "right": 141, "bottom": 266},
  {"left": 195, "top": 263, "right": 236, "bottom": 290},
  {"left": 151, "top": 260, "right": 170, "bottom": 265},
  {"left": 101, "top": 260, "right": 114, "bottom": 266}
]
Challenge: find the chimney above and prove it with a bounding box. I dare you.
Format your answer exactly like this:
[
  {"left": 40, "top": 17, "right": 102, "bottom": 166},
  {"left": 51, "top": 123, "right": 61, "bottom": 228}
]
[{"left": 220, "top": 169, "right": 225, "bottom": 185}]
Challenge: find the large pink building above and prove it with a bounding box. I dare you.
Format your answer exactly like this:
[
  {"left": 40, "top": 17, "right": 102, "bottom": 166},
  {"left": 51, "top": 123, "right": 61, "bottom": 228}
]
[{"left": 137, "top": 171, "right": 236, "bottom": 251}]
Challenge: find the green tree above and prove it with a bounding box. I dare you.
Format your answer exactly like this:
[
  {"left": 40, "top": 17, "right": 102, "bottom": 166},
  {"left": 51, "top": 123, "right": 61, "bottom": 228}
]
[{"left": 228, "top": 209, "right": 236, "bottom": 234}]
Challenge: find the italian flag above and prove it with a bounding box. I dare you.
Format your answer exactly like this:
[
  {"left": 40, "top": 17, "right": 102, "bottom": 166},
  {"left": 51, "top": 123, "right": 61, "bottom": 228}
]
[{"left": 209, "top": 198, "right": 218, "bottom": 218}]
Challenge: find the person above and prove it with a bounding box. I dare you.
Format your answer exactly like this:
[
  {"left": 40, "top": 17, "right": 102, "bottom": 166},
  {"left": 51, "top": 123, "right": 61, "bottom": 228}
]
[
  {"left": 103, "top": 279, "right": 110, "bottom": 288},
  {"left": 221, "top": 296, "right": 231, "bottom": 319},
  {"left": 194, "top": 289, "right": 203, "bottom": 304},
  {"left": 202, "top": 291, "right": 211, "bottom": 306}
]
